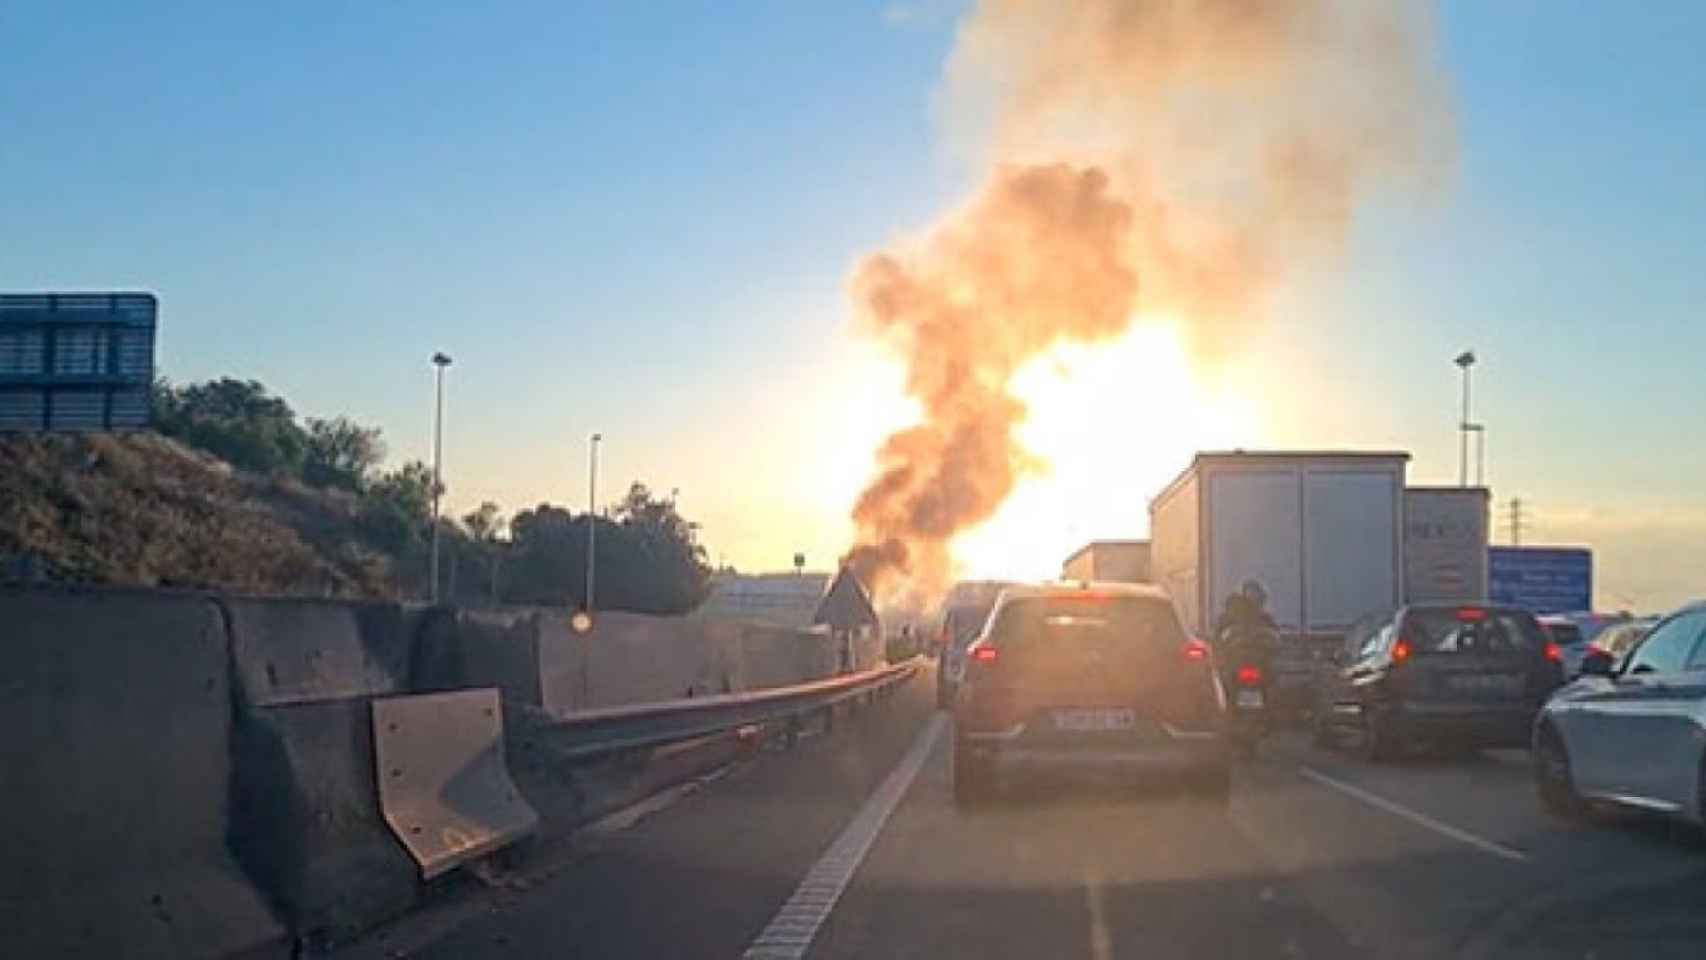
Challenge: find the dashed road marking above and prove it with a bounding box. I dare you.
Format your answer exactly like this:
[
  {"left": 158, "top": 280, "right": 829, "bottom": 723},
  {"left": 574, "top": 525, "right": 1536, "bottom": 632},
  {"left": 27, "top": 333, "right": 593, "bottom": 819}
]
[
  {"left": 741, "top": 713, "right": 946, "bottom": 959},
  {"left": 1299, "top": 765, "right": 1530, "bottom": 863}
]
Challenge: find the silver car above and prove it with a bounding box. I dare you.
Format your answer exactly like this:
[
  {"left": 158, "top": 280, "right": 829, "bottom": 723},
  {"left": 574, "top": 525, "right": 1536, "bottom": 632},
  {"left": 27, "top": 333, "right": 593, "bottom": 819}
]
[{"left": 1534, "top": 601, "right": 1706, "bottom": 823}]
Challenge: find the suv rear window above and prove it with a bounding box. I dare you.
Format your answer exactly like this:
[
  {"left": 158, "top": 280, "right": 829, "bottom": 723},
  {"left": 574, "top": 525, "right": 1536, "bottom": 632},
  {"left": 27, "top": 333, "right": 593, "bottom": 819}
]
[
  {"left": 1543, "top": 622, "right": 1585, "bottom": 646},
  {"left": 987, "top": 596, "right": 1184, "bottom": 661},
  {"left": 1403, "top": 608, "right": 1545, "bottom": 656}
]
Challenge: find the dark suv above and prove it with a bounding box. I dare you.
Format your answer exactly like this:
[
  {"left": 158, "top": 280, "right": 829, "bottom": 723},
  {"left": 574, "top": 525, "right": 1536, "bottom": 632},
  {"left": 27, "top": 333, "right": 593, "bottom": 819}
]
[
  {"left": 952, "top": 582, "right": 1230, "bottom": 806},
  {"left": 1312, "top": 602, "right": 1564, "bottom": 759}
]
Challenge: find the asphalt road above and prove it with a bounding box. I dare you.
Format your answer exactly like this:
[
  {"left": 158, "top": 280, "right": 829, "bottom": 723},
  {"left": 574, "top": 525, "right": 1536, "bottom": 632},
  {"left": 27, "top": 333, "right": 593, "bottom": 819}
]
[{"left": 341, "top": 665, "right": 1706, "bottom": 959}]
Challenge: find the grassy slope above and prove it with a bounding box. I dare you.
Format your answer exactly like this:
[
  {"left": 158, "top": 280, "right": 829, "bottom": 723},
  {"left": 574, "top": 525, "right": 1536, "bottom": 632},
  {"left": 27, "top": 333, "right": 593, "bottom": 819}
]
[{"left": 0, "top": 433, "right": 396, "bottom": 597}]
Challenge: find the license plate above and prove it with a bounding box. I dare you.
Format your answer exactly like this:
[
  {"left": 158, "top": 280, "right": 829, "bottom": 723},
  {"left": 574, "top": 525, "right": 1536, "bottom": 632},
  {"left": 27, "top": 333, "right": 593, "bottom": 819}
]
[
  {"left": 1448, "top": 673, "right": 1523, "bottom": 695},
  {"left": 1235, "top": 690, "right": 1265, "bottom": 708},
  {"left": 1053, "top": 708, "right": 1136, "bottom": 732}
]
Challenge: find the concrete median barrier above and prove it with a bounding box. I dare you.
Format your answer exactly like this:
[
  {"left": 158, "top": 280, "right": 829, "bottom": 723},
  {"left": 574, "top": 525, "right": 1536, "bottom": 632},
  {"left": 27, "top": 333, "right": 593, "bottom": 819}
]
[
  {"left": 222, "top": 596, "right": 422, "bottom": 943},
  {"left": 416, "top": 607, "right": 847, "bottom": 717},
  {"left": 373, "top": 688, "right": 539, "bottom": 879},
  {"left": 223, "top": 596, "right": 414, "bottom": 707},
  {"left": 413, "top": 607, "right": 544, "bottom": 708},
  {"left": 0, "top": 587, "right": 287, "bottom": 959}
]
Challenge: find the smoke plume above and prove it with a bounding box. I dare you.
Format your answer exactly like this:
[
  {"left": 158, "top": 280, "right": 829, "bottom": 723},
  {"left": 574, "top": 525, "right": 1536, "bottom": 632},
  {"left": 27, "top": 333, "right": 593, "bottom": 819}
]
[{"left": 846, "top": 0, "right": 1450, "bottom": 599}]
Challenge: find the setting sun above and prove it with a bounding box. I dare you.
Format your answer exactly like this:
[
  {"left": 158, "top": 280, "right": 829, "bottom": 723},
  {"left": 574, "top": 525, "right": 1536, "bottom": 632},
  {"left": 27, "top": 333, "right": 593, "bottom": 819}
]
[{"left": 952, "top": 320, "right": 1260, "bottom": 582}]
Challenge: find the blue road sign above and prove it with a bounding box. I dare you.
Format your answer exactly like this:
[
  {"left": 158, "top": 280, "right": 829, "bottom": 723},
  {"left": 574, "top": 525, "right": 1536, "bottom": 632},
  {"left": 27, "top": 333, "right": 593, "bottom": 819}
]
[
  {"left": 0, "top": 292, "right": 157, "bottom": 432},
  {"left": 1489, "top": 546, "right": 1593, "bottom": 614}
]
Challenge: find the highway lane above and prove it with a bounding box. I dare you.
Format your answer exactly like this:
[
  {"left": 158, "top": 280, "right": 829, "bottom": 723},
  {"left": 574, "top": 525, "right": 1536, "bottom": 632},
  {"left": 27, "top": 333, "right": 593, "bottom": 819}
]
[{"left": 339, "top": 665, "right": 1706, "bottom": 959}]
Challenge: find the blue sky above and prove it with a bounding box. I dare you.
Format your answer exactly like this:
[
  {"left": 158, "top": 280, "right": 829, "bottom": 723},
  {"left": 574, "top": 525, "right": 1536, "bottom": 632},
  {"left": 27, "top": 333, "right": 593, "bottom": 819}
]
[{"left": 3, "top": 2, "right": 1703, "bottom": 608}]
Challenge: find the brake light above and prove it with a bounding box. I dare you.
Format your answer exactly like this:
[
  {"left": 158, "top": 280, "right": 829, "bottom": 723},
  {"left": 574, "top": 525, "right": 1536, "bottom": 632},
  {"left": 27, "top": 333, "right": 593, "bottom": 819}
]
[
  {"left": 971, "top": 645, "right": 998, "bottom": 664},
  {"left": 1392, "top": 639, "right": 1413, "bottom": 663},
  {"left": 1544, "top": 642, "right": 1563, "bottom": 663},
  {"left": 1183, "top": 638, "right": 1211, "bottom": 662},
  {"left": 1456, "top": 607, "right": 1488, "bottom": 622},
  {"left": 1236, "top": 664, "right": 1263, "bottom": 687}
]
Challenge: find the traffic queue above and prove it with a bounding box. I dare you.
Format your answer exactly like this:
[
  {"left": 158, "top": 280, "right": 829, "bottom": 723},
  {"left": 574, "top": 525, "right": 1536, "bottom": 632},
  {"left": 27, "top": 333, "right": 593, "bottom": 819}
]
[{"left": 928, "top": 576, "right": 1701, "bottom": 839}]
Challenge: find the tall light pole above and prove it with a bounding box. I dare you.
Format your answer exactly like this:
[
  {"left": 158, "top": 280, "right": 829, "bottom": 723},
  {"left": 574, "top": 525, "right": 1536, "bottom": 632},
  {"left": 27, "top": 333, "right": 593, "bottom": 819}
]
[
  {"left": 429, "top": 351, "right": 453, "bottom": 603},
  {"left": 1454, "top": 350, "right": 1476, "bottom": 487},
  {"left": 586, "top": 432, "right": 602, "bottom": 612}
]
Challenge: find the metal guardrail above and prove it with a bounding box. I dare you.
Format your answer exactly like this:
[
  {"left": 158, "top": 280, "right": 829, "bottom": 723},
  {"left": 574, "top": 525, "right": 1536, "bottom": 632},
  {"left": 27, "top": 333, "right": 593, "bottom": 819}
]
[{"left": 528, "top": 658, "right": 922, "bottom": 761}]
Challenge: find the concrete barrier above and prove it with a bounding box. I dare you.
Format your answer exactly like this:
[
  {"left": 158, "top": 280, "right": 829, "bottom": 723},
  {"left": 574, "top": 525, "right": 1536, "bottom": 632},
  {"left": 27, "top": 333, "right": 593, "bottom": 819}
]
[
  {"left": 222, "top": 597, "right": 421, "bottom": 943},
  {"left": 417, "top": 607, "right": 844, "bottom": 717},
  {"left": 0, "top": 587, "right": 286, "bottom": 959},
  {"left": 413, "top": 607, "right": 543, "bottom": 708},
  {"left": 372, "top": 688, "right": 539, "bottom": 879},
  {"left": 224, "top": 596, "right": 415, "bottom": 707}
]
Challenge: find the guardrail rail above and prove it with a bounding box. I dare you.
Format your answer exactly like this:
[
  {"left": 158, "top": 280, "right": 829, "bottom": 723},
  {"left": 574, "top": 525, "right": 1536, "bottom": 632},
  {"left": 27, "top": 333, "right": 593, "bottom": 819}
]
[{"left": 527, "top": 658, "right": 921, "bottom": 761}]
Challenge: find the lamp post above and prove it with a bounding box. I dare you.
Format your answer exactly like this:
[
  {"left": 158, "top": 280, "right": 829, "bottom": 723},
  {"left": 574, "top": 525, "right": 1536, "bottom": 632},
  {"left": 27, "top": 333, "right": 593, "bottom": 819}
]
[
  {"left": 429, "top": 351, "right": 453, "bottom": 602},
  {"left": 1454, "top": 350, "right": 1476, "bottom": 487},
  {"left": 586, "top": 432, "right": 602, "bottom": 613}
]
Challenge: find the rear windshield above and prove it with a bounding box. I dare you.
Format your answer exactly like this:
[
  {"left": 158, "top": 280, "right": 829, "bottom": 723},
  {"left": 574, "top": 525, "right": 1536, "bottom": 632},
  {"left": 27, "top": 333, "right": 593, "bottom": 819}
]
[
  {"left": 1403, "top": 608, "right": 1545, "bottom": 656},
  {"left": 1544, "top": 622, "right": 1585, "bottom": 646},
  {"left": 987, "top": 596, "right": 1184, "bottom": 658}
]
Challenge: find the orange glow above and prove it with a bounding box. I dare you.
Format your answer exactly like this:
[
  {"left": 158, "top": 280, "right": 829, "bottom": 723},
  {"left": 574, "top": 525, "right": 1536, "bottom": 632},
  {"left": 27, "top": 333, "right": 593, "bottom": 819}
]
[{"left": 952, "top": 321, "right": 1259, "bottom": 581}]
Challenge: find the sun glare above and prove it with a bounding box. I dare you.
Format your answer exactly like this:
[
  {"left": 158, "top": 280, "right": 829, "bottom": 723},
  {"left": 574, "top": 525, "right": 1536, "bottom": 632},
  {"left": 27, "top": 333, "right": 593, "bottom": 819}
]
[{"left": 952, "top": 321, "right": 1260, "bottom": 582}]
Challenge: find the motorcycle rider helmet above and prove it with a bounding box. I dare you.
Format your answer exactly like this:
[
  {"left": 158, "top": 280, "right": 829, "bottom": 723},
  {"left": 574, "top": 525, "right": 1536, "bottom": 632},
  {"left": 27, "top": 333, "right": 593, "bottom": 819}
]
[{"left": 1239, "top": 578, "right": 1267, "bottom": 608}]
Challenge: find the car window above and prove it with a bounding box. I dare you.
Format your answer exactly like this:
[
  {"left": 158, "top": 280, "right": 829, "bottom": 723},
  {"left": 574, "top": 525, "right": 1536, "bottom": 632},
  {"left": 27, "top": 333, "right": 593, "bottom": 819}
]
[
  {"left": 1544, "top": 623, "right": 1584, "bottom": 646},
  {"left": 1625, "top": 611, "right": 1706, "bottom": 675},
  {"left": 1404, "top": 608, "right": 1542, "bottom": 655},
  {"left": 1358, "top": 624, "right": 1390, "bottom": 660},
  {"left": 986, "top": 596, "right": 1184, "bottom": 660},
  {"left": 1596, "top": 622, "right": 1652, "bottom": 660}
]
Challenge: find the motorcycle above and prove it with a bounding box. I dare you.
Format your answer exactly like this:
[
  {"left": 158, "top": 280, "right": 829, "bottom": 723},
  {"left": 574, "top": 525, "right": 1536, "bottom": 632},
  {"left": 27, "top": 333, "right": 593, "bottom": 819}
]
[{"left": 1218, "top": 628, "right": 1275, "bottom": 759}]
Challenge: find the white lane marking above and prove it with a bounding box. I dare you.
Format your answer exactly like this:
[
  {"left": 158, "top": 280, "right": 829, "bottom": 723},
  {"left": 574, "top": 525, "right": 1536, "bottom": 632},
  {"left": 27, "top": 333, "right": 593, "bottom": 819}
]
[
  {"left": 1084, "top": 867, "right": 1113, "bottom": 960},
  {"left": 1298, "top": 766, "right": 1530, "bottom": 864},
  {"left": 741, "top": 713, "right": 945, "bottom": 960}
]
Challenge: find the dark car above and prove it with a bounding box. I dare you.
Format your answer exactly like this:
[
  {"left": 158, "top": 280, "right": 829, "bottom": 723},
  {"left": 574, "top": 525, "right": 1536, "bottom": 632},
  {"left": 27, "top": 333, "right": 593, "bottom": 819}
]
[
  {"left": 951, "top": 582, "right": 1230, "bottom": 806},
  {"left": 934, "top": 580, "right": 1014, "bottom": 708},
  {"left": 1311, "top": 602, "right": 1565, "bottom": 760}
]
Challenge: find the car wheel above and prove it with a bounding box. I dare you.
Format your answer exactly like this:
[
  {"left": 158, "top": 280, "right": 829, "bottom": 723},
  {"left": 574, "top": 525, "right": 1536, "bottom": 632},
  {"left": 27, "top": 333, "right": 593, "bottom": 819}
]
[
  {"left": 1535, "top": 726, "right": 1586, "bottom": 820},
  {"left": 952, "top": 738, "right": 992, "bottom": 809},
  {"left": 1358, "top": 707, "right": 1395, "bottom": 763}
]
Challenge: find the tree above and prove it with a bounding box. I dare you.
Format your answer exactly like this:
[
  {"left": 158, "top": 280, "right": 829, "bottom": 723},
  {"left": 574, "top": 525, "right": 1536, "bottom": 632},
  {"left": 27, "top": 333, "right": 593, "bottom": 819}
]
[
  {"left": 358, "top": 460, "right": 437, "bottom": 555},
  {"left": 461, "top": 501, "right": 505, "bottom": 543},
  {"left": 303, "top": 416, "right": 386, "bottom": 491},
  {"left": 153, "top": 377, "right": 309, "bottom": 476},
  {"left": 613, "top": 482, "right": 711, "bottom": 612},
  {"left": 501, "top": 484, "right": 710, "bottom": 613}
]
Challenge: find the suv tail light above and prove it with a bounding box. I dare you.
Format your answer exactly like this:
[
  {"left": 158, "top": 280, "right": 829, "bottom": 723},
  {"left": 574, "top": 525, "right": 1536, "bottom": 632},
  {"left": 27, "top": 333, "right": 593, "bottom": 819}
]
[
  {"left": 1544, "top": 642, "right": 1563, "bottom": 664},
  {"left": 1391, "top": 638, "right": 1413, "bottom": 664}
]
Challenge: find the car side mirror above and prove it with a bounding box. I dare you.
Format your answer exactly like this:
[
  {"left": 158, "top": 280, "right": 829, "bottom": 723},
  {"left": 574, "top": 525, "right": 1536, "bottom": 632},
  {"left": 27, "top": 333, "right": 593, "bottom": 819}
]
[{"left": 1578, "top": 649, "right": 1615, "bottom": 678}]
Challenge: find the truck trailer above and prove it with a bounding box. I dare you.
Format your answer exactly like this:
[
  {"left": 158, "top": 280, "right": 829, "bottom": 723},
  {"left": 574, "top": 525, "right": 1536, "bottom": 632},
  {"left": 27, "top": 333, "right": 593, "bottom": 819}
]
[{"left": 1149, "top": 451, "right": 1409, "bottom": 711}]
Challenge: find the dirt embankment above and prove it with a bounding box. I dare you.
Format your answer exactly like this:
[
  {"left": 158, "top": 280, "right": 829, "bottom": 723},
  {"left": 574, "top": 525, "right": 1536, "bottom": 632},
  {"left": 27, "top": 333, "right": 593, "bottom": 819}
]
[{"left": 0, "top": 433, "right": 396, "bottom": 597}]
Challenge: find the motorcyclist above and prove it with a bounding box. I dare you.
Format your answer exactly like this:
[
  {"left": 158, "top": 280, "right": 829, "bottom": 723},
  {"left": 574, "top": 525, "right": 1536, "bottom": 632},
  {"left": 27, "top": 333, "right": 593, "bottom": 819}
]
[{"left": 1215, "top": 579, "right": 1278, "bottom": 691}]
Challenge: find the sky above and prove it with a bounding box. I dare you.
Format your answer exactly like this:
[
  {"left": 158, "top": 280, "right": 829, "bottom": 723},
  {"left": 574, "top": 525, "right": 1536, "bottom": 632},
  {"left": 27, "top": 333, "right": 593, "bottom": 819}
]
[{"left": 3, "top": 2, "right": 1703, "bottom": 611}]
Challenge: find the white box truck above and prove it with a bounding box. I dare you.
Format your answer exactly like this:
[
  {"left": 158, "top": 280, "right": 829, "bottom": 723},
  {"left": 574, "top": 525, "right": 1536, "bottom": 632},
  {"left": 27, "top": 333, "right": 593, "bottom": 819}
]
[
  {"left": 1403, "top": 487, "right": 1490, "bottom": 603},
  {"left": 1150, "top": 452, "right": 1409, "bottom": 710}
]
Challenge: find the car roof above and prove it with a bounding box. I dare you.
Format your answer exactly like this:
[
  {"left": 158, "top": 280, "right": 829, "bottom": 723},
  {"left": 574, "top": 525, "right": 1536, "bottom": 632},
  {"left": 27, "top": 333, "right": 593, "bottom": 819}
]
[
  {"left": 997, "top": 581, "right": 1171, "bottom": 602},
  {"left": 1400, "top": 602, "right": 1535, "bottom": 617}
]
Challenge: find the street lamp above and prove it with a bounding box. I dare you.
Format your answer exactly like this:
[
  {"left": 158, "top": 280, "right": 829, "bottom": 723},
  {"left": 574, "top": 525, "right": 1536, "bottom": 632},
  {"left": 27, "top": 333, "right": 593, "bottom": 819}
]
[
  {"left": 429, "top": 351, "right": 453, "bottom": 603},
  {"left": 1454, "top": 350, "right": 1475, "bottom": 487},
  {"left": 586, "top": 432, "right": 602, "bottom": 614}
]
